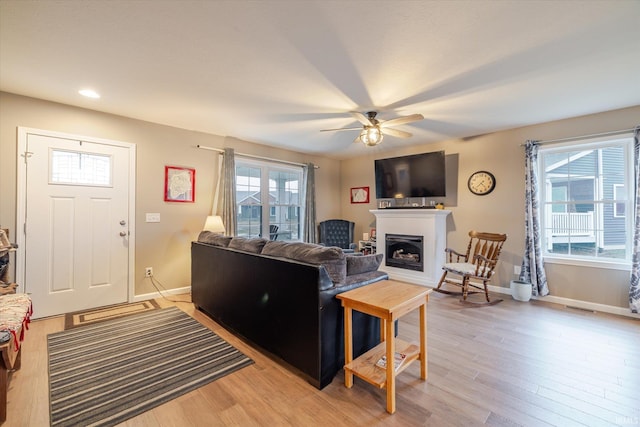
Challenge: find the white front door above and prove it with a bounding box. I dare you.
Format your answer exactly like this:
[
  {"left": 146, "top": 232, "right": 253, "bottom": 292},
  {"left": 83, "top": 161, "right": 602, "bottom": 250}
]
[{"left": 18, "top": 130, "right": 134, "bottom": 319}]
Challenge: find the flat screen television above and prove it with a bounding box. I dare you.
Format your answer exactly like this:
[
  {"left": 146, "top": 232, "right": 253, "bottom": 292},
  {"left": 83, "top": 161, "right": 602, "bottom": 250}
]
[{"left": 374, "top": 151, "right": 446, "bottom": 199}]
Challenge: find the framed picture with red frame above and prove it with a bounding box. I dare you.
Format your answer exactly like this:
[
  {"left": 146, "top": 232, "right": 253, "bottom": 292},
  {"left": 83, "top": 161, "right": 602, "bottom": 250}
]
[
  {"left": 164, "top": 166, "right": 195, "bottom": 202},
  {"left": 350, "top": 186, "right": 370, "bottom": 204}
]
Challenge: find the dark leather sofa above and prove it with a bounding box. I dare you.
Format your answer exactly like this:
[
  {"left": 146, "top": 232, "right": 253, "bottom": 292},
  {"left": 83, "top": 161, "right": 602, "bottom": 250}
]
[{"left": 191, "top": 232, "right": 389, "bottom": 389}]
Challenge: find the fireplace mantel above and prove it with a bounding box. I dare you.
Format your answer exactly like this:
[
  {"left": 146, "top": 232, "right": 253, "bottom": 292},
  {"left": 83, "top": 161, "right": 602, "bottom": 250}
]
[{"left": 371, "top": 209, "right": 451, "bottom": 286}]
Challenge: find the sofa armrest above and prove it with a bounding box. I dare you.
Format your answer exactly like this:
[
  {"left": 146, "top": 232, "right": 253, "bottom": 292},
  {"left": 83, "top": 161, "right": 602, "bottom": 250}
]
[{"left": 346, "top": 253, "right": 383, "bottom": 276}]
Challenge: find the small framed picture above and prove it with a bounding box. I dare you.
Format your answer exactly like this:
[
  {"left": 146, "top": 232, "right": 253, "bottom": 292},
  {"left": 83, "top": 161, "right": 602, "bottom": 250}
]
[
  {"left": 164, "top": 166, "right": 195, "bottom": 202},
  {"left": 350, "top": 186, "right": 370, "bottom": 204},
  {"left": 370, "top": 228, "right": 377, "bottom": 241}
]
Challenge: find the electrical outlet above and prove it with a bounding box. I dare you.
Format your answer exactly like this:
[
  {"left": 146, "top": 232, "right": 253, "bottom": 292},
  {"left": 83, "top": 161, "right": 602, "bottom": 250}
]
[
  {"left": 145, "top": 267, "right": 153, "bottom": 278},
  {"left": 514, "top": 265, "right": 521, "bottom": 276}
]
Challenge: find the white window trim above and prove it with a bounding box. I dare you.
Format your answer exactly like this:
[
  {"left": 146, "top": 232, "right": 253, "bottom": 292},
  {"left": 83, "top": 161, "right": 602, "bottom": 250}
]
[
  {"left": 538, "top": 136, "right": 634, "bottom": 268},
  {"left": 544, "top": 255, "right": 631, "bottom": 271}
]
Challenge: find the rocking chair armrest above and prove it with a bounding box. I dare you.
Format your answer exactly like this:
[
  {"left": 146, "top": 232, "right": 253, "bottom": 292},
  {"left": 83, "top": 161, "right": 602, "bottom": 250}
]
[{"left": 444, "top": 248, "right": 468, "bottom": 262}]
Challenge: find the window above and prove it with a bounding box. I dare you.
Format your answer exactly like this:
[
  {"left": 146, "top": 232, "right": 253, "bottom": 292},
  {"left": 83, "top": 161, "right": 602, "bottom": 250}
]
[
  {"left": 235, "top": 158, "right": 303, "bottom": 241},
  {"left": 50, "top": 149, "right": 111, "bottom": 186},
  {"left": 539, "top": 137, "right": 633, "bottom": 267}
]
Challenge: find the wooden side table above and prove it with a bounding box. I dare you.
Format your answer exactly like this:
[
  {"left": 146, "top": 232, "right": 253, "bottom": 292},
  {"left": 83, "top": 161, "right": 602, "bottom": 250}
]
[{"left": 337, "top": 279, "right": 430, "bottom": 414}]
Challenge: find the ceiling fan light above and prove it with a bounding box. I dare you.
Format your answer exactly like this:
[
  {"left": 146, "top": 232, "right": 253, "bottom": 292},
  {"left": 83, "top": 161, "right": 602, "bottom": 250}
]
[{"left": 360, "top": 126, "right": 383, "bottom": 146}]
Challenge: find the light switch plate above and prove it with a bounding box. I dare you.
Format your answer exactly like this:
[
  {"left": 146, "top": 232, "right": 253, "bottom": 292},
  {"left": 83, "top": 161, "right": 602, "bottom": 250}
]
[{"left": 146, "top": 213, "right": 161, "bottom": 223}]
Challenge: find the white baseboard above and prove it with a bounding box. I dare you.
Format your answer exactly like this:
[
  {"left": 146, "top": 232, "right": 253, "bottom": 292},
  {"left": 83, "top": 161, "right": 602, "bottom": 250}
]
[
  {"left": 132, "top": 286, "right": 191, "bottom": 303},
  {"left": 487, "top": 284, "right": 640, "bottom": 319}
]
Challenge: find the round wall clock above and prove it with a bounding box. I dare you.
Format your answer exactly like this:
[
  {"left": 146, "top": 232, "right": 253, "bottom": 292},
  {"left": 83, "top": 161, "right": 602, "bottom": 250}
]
[{"left": 467, "top": 171, "right": 496, "bottom": 195}]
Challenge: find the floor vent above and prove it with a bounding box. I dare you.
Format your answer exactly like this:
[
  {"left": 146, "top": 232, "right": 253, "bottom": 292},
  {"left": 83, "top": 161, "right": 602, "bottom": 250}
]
[{"left": 566, "top": 305, "right": 596, "bottom": 313}]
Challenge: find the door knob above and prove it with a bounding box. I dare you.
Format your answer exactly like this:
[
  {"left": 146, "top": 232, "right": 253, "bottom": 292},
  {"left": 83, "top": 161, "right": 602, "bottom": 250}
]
[
  {"left": 119, "top": 231, "right": 127, "bottom": 237},
  {"left": 120, "top": 220, "right": 126, "bottom": 226}
]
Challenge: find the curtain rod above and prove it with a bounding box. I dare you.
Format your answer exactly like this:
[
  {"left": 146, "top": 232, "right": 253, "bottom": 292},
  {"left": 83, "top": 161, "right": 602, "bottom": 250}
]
[
  {"left": 526, "top": 126, "right": 638, "bottom": 146},
  {"left": 196, "top": 145, "right": 319, "bottom": 169}
]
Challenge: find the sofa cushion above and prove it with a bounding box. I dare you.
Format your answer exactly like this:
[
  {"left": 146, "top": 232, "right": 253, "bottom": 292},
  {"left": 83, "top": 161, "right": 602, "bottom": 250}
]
[
  {"left": 197, "top": 231, "right": 232, "bottom": 247},
  {"left": 346, "top": 253, "right": 383, "bottom": 276},
  {"left": 342, "top": 270, "right": 389, "bottom": 287},
  {"left": 228, "top": 237, "right": 269, "bottom": 254},
  {"left": 262, "top": 241, "right": 346, "bottom": 284}
]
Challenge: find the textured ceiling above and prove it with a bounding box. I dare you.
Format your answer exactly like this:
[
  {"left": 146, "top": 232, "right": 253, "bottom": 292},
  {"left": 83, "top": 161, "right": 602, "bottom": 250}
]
[{"left": 1, "top": 0, "right": 639, "bottom": 159}]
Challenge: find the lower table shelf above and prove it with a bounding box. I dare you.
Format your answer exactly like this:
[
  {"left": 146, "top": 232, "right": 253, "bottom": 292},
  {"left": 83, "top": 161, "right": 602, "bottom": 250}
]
[{"left": 344, "top": 338, "right": 420, "bottom": 388}]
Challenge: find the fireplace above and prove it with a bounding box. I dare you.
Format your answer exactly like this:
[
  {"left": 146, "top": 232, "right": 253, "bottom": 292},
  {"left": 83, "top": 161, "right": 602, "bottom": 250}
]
[
  {"left": 385, "top": 234, "right": 424, "bottom": 272},
  {"left": 371, "top": 208, "right": 450, "bottom": 286}
]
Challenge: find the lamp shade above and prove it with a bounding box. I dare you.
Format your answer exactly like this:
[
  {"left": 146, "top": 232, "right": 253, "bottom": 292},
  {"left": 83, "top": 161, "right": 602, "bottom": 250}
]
[{"left": 203, "top": 215, "right": 225, "bottom": 233}]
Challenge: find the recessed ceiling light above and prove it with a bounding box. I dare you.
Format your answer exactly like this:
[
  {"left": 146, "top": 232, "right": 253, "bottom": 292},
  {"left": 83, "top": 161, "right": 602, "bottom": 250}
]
[{"left": 79, "top": 89, "right": 100, "bottom": 99}]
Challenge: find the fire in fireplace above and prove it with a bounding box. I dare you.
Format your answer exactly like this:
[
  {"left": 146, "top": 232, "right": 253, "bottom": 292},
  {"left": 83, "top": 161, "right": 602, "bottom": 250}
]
[{"left": 385, "top": 234, "right": 424, "bottom": 272}]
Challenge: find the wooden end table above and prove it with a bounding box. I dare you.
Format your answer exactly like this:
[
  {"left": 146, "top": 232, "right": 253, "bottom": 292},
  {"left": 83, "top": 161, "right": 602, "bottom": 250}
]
[{"left": 336, "top": 279, "right": 430, "bottom": 414}]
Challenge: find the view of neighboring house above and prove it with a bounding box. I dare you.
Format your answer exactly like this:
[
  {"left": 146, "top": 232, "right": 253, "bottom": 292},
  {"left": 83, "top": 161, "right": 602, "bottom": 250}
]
[
  {"left": 543, "top": 142, "right": 627, "bottom": 259},
  {"left": 235, "top": 164, "right": 301, "bottom": 240}
]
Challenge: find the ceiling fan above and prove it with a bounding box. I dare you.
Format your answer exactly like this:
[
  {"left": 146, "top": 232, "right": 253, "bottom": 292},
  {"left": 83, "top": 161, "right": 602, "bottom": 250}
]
[{"left": 321, "top": 111, "right": 424, "bottom": 146}]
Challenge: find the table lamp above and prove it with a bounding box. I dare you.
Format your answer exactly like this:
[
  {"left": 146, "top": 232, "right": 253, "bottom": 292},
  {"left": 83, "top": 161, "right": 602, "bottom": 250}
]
[{"left": 203, "top": 215, "right": 225, "bottom": 234}]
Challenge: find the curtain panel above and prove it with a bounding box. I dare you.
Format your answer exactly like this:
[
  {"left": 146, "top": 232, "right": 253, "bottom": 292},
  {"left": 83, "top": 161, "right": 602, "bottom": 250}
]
[
  {"left": 221, "top": 148, "right": 237, "bottom": 236},
  {"left": 520, "top": 140, "right": 549, "bottom": 296},
  {"left": 630, "top": 127, "right": 640, "bottom": 313},
  {"left": 303, "top": 163, "right": 317, "bottom": 243}
]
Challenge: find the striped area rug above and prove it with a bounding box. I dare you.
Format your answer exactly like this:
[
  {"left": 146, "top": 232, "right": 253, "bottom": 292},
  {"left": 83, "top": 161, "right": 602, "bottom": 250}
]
[{"left": 48, "top": 306, "right": 253, "bottom": 427}]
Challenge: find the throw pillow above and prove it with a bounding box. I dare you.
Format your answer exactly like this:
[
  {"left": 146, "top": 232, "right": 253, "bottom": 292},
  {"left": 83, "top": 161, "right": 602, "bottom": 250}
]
[
  {"left": 262, "top": 241, "right": 347, "bottom": 284},
  {"left": 228, "top": 237, "right": 269, "bottom": 253},
  {"left": 346, "top": 253, "right": 384, "bottom": 276},
  {"left": 197, "top": 231, "right": 232, "bottom": 247}
]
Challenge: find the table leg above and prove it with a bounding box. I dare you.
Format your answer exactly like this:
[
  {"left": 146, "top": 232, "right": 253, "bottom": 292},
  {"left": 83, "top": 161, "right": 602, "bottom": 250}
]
[
  {"left": 344, "top": 306, "right": 354, "bottom": 388},
  {"left": 419, "top": 302, "right": 427, "bottom": 380},
  {"left": 0, "top": 363, "right": 6, "bottom": 422},
  {"left": 385, "top": 317, "right": 395, "bottom": 414}
]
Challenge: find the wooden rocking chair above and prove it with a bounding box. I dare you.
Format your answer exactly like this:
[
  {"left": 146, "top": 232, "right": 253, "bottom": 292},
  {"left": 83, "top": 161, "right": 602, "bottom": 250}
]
[{"left": 435, "top": 231, "right": 507, "bottom": 306}]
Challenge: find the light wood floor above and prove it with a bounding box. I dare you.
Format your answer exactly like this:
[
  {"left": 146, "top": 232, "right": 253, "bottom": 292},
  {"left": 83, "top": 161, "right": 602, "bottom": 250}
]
[{"left": 5, "top": 292, "right": 640, "bottom": 426}]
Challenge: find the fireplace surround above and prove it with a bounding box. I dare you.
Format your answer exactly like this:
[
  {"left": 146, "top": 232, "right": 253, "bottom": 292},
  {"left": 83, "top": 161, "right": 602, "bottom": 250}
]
[{"left": 371, "top": 209, "right": 450, "bottom": 286}]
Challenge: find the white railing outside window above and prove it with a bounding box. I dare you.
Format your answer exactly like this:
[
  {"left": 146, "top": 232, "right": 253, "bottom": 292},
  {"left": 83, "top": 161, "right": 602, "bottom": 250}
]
[{"left": 551, "top": 212, "right": 594, "bottom": 237}]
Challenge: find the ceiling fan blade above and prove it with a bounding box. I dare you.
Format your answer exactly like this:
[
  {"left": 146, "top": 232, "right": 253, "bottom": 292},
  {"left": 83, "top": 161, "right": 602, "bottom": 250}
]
[
  {"left": 351, "top": 111, "right": 373, "bottom": 126},
  {"left": 380, "top": 113, "right": 424, "bottom": 128},
  {"left": 319, "top": 127, "right": 362, "bottom": 132},
  {"left": 381, "top": 127, "right": 412, "bottom": 138}
]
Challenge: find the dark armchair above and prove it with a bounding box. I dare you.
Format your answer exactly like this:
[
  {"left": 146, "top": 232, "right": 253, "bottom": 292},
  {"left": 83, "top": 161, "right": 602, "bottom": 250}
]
[
  {"left": 318, "top": 219, "right": 357, "bottom": 253},
  {"left": 269, "top": 225, "right": 279, "bottom": 240}
]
